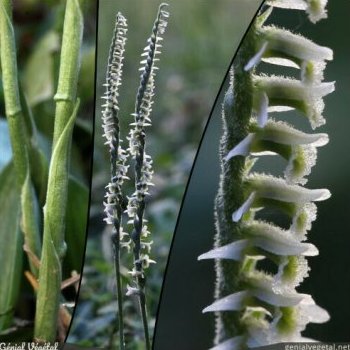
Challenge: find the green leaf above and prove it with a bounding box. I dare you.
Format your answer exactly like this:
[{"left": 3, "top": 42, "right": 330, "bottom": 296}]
[
  {"left": 19, "top": 87, "right": 50, "bottom": 203},
  {"left": 29, "top": 145, "right": 49, "bottom": 205},
  {"left": 22, "top": 31, "right": 60, "bottom": 107},
  {"left": 34, "top": 100, "right": 80, "bottom": 342},
  {"left": 0, "top": 163, "right": 23, "bottom": 331},
  {"left": 64, "top": 176, "right": 88, "bottom": 274}
]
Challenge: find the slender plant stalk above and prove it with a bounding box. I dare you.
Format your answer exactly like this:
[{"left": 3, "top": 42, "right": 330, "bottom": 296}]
[
  {"left": 102, "top": 13, "right": 128, "bottom": 349},
  {"left": 0, "top": 0, "right": 29, "bottom": 189},
  {"left": 199, "top": 2, "right": 334, "bottom": 349},
  {"left": 214, "top": 27, "right": 257, "bottom": 343},
  {"left": 0, "top": 1, "right": 41, "bottom": 276},
  {"left": 52, "top": 0, "right": 83, "bottom": 148},
  {"left": 102, "top": 5, "right": 169, "bottom": 348},
  {"left": 126, "top": 5, "right": 169, "bottom": 349},
  {"left": 34, "top": 0, "right": 83, "bottom": 342}
]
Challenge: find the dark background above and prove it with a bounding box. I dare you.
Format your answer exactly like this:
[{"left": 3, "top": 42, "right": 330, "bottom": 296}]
[{"left": 154, "top": 1, "right": 350, "bottom": 349}]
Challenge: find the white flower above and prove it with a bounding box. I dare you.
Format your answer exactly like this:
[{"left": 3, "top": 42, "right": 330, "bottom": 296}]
[
  {"left": 246, "top": 173, "right": 331, "bottom": 204},
  {"left": 266, "top": 0, "right": 328, "bottom": 23},
  {"left": 254, "top": 75, "right": 335, "bottom": 129}
]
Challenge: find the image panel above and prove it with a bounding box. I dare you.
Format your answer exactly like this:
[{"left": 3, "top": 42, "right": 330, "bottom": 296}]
[
  {"left": 154, "top": 1, "right": 350, "bottom": 349},
  {"left": 0, "top": 0, "right": 96, "bottom": 343},
  {"left": 68, "top": 0, "right": 262, "bottom": 348}
]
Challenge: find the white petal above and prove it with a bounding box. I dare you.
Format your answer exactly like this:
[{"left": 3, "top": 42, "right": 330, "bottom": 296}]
[
  {"left": 252, "top": 288, "right": 304, "bottom": 307},
  {"left": 262, "top": 26, "right": 333, "bottom": 63},
  {"left": 256, "top": 92, "right": 269, "bottom": 128},
  {"left": 268, "top": 105, "right": 294, "bottom": 112},
  {"left": 245, "top": 42, "right": 269, "bottom": 71},
  {"left": 198, "top": 240, "right": 248, "bottom": 261},
  {"left": 232, "top": 192, "right": 256, "bottom": 222},
  {"left": 248, "top": 275, "right": 305, "bottom": 306},
  {"left": 243, "top": 221, "right": 319, "bottom": 256},
  {"left": 247, "top": 173, "right": 331, "bottom": 203},
  {"left": 266, "top": 0, "right": 307, "bottom": 10},
  {"left": 262, "top": 57, "right": 300, "bottom": 68},
  {"left": 225, "top": 134, "right": 255, "bottom": 161},
  {"left": 299, "top": 295, "right": 330, "bottom": 324},
  {"left": 203, "top": 291, "right": 248, "bottom": 313},
  {"left": 260, "top": 120, "right": 329, "bottom": 146}
]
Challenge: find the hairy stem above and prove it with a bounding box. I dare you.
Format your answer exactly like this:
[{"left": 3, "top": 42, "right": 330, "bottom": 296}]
[{"left": 214, "top": 25, "right": 257, "bottom": 345}]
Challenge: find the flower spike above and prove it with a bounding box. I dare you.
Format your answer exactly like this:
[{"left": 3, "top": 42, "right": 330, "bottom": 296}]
[{"left": 199, "top": 2, "right": 333, "bottom": 348}]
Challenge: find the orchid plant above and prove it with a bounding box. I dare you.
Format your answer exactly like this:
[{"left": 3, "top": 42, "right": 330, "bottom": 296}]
[
  {"left": 199, "top": 1, "right": 334, "bottom": 348},
  {"left": 101, "top": 4, "right": 169, "bottom": 349}
]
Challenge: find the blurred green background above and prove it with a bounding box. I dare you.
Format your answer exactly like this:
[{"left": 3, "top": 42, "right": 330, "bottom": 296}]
[
  {"left": 68, "top": 0, "right": 261, "bottom": 348},
  {"left": 154, "top": 2, "right": 350, "bottom": 349}
]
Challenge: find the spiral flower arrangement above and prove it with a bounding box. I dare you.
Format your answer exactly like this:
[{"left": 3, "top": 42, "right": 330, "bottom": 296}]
[
  {"left": 199, "top": 1, "right": 334, "bottom": 349},
  {"left": 101, "top": 4, "right": 169, "bottom": 349}
]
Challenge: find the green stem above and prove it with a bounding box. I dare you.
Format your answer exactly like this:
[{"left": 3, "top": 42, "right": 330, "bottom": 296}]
[
  {"left": 0, "top": 0, "right": 29, "bottom": 189},
  {"left": 112, "top": 233, "right": 125, "bottom": 350},
  {"left": 34, "top": 101, "right": 80, "bottom": 342},
  {"left": 214, "top": 24, "right": 257, "bottom": 345},
  {"left": 0, "top": 0, "right": 41, "bottom": 278},
  {"left": 34, "top": 0, "right": 83, "bottom": 342},
  {"left": 52, "top": 0, "right": 83, "bottom": 148},
  {"left": 139, "top": 292, "right": 151, "bottom": 350}
]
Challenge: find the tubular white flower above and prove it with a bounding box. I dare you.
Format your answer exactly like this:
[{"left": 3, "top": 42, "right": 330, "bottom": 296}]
[
  {"left": 247, "top": 274, "right": 306, "bottom": 307},
  {"left": 258, "top": 26, "right": 333, "bottom": 67},
  {"left": 242, "top": 221, "right": 319, "bottom": 256},
  {"left": 266, "top": 0, "right": 328, "bottom": 23},
  {"left": 254, "top": 75, "right": 335, "bottom": 129},
  {"left": 226, "top": 119, "right": 328, "bottom": 185},
  {"left": 266, "top": 0, "right": 308, "bottom": 10},
  {"left": 246, "top": 173, "right": 330, "bottom": 203}
]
